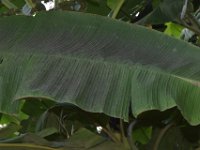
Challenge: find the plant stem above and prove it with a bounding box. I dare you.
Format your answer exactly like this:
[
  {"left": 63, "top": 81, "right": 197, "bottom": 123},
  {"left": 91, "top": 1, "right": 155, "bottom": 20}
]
[
  {"left": 152, "top": 122, "right": 174, "bottom": 150},
  {"left": 127, "top": 120, "right": 139, "bottom": 150},
  {"left": 25, "top": 0, "right": 36, "bottom": 8},
  {"left": 120, "top": 119, "right": 125, "bottom": 143},
  {"left": 111, "top": 0, "right": 125, "bottom": 19},
  {"left": 102, "top": 127, "right": 119, "bottom": 143},
  {"left": 104, "top": 124, "right": 121, "bottom": 143},
  {"left": 1, "top": 0, "right": 17, "bottom": 9},
  {"left": 94, "top": 122, "right": 120, "bottom": 143},
  {"left": 181, "top": 0, "right": 188, "bottom": 19}
]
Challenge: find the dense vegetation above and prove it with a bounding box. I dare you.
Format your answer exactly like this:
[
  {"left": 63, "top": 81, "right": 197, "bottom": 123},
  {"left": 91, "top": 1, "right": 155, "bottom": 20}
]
[{"left": 0, "top": 0, "right": 200, "bottom": 149}]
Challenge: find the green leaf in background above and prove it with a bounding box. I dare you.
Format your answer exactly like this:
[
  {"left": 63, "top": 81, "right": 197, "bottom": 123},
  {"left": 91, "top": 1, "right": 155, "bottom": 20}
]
[
  {"left": 158, "top": 126, "right": 193, "bottom": 150},
  {"left": 24, "top": 0, "right": 36, "bottom": 9},
  {"left": 164, "top": 22, "right": 184, "bottom": 38},
  {"left": 65, "top": 128, "right": 129, "bottom": 150},
  {"left": 12, "top": 0, "right": 25, "bottom": 8},
  {"left": 0, "top": 132, "right": 63, "bottom": 147},
  {"left": 0, "top": 11, "right": 200, "bottom": 125},
  {"left": 132, "top": 126, "right": 152, "bottom": 145},
  {"left": 116, "top": 0, "right": 146, "bottom": 21},
  {"left": 0, "top": 122, "right": 21, "bottom": 139},
  {"left": 0, "top": 114, "right": 20, "bottom": 125},
  {"left": 152, "top": 0, "right": 161, "bottom": 8},
  {"left": 1, "top": 0, "right": 18, "bottom": 9},
  {"left": 20, "top": 99, "right": 54, "bottom": 133},
  {"left": 0, "top": 101, "right": 28, "bottom": 125},
  {"left": 56, "top": 0, "right": 110, "bottom": 16},
  {"left": 0, "top": 128, "right": 129, "bottom": 150},
  {"left": 0, "top": 4, "right": 8, "bottom": 14},
  {"left": 138, "top": 0, "right": 193, "bottom": 25},
  {"left": 107, "top": 0, "right": 125, "bottom": 18},
  {"left": 86, "top": 0, "right": 110, "bottom": 16},
  {"left": 0, "top": 0, "right": 26, "bottom": 15},
  {"left": 35, "top": 104, "right": 109, "bottom": 139},
  {"left": 0, "top": 143, "right": 60, "bottom": 150}
]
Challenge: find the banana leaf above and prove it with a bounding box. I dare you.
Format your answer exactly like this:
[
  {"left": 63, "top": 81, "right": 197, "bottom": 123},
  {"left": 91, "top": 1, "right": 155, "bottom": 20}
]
[{"left": 0, "top": 11, "right": 200, "bottom": 125}]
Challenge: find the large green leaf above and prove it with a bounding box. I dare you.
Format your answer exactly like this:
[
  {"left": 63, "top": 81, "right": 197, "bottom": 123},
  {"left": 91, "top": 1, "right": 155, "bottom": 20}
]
[{"left": 0, "top": 11, "right": 200, "bottom": 125}]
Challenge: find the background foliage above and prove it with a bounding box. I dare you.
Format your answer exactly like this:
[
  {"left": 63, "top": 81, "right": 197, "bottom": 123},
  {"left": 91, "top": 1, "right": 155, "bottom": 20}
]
[{"left": 0, "top": 0, "right": 200, "bottom": 150}]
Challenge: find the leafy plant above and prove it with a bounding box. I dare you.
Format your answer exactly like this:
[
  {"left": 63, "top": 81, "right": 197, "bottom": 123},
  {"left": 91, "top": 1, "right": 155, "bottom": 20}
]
[{"left": 0, "top": 0, "right": 200, "bottom": 150}]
